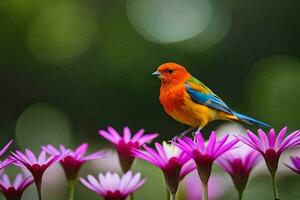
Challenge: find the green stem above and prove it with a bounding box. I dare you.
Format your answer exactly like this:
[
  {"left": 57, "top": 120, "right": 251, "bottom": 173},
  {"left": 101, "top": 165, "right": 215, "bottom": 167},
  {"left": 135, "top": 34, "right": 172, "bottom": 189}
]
[
  {"left": 202, "top": 182, "right": 208, "bottom": 200},
  {"left": 271, "top": 174, "right": 279, "bottom": 200},
  {"left": 130, "top": 193, "right": 134, "bottom": 200},
  {"left": 36, "top": 182, "right": 42, "bottom": 200},
  {"left": 238, "top": 191, "right": 243, "bottom": 200},
  {"left": 170, "top": 193, "right": 176, "bottom": 200},
  {"left": 68, "top": 180, "right": 76, "bottom": 200}
]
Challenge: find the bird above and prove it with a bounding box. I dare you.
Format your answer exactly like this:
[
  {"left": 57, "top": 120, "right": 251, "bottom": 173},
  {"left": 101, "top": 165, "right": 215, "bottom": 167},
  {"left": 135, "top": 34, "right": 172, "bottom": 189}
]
[{"left": 152, "top": 62, "right": 270, "bottom": 137}]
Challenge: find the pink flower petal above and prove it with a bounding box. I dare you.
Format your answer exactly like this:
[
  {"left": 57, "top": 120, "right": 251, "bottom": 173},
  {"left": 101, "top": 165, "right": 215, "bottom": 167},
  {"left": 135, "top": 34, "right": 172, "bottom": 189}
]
[
  {"left": 2, "top": 174, "right": 11, "bottom": 188},
  {"left": 123, "top": 172, "right": 141, "bottom": 194},
  {"left": 25, "top": 149, "right": 37, "bottom": 164},
  {"left": 13, "top": 174, "right": 23, "bottom": 188},
  {"left": 98, "top": 130, "right": 117, "bottom": 144},
  {"left": 215, "top": 139, "right": 239, "bottom": 158},
  {"left": 80, "top": 177, "right": 100, "bottom": 193},
  {"left": 123, "top": 127, "right": 132, "bottom": 143},
  {"left": 120, "top": 171, "right": 132, "bottom": 192},
  {"left": 138, "top": 134, "right": 159, "bottom": 146},
  {"left": 279, "top": 130, "right": 300, "bottom": 152},
  {"left": 143, "top": 145, "right": 166, "bottom": 166},
  {"left": 258, "top": 129, "right": 269, "bottom": 150},
  {"left": 274, "top": 127, "right": 287, "bottom": 150},
  {"left": 42, "top": 145, "right": 60, "bottom": 156},
  {"left": 0, "top": 140, "right": 13, "bottom": 157},
  {"left": 247, "top": 130, "right": 264, "bottom": 151},
  {"left": 180, "top": 159, "right": 196, "bottom": 180},
  {"left": 38, "top": 151, "right": 46, "bottom": 164},
  {"left": 82, "top": 150, "right": 108, "bottom": 161},
  {"left": 132, "top": 149, "right": 161, "bottom": 167},
  {"left": 107, "top": 127, "right": 122, "bottom": 141},
  {"left": 268, "top": 129, "right": 276, "bottom": 148},
  {"left": 75, "top": 143, "right": 88, "bottom": 158},
  {"left": 195, "top": 133, "right": 205, "bottom": 152},
  {"left": 155, "top": 143, "right": 168, "bottom": 162},
  {"left": 206, "top": 131, "right": 216, "bottom": 155},
  {"left": 80, "top": 171, "right": 146, "bottom": 198},
  {"left": 131, "top": 129, "right": 145, "bottom": 143},
  {"left": 236, "top": 135, "right": 263, "bottom": 153},
  {"left": 214, "top": 135, "right": 229, "bottom": 153}
]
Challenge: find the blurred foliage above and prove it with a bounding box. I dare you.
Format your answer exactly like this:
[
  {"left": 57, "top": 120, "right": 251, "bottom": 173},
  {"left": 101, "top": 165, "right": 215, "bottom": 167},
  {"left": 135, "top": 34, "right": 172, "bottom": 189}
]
[{"left": 0, "top": 0, "right": 299, "bottom": 199}]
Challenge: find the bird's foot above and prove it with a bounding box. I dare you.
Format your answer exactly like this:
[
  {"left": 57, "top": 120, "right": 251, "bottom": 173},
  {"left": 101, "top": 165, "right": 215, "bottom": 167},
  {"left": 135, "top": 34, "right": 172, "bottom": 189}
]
[
  {"left": 192, "top": 132, "right": 197, "bottom": 137},
  {"left": 169, "top": 135, "right": 184, "bottom": 143},
  {"left": 191, "top": 131, "right": 200, "bottom": 138},
  {"left": 191, "top": 126, "right": 203, "bottom": 138}
]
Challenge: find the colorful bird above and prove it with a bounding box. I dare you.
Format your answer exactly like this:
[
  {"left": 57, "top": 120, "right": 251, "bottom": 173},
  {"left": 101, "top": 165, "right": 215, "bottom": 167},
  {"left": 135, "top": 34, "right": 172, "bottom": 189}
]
[{"left": 152, "top": 62, "right": 270, "bottom": 136}]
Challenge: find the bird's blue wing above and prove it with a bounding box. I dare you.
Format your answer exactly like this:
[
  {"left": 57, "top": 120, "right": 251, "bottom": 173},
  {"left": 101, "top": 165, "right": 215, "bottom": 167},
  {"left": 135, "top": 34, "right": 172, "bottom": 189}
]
[{"left": 185, "top": 82, "right": 233, "bottom": 114}]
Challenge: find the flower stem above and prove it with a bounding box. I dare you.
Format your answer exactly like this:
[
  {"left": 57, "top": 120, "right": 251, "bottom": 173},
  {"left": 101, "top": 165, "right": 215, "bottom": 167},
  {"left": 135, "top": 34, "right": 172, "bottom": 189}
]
[
  {"left": 130, "top": 193, "right": 134, "bottom": 200},
  {"left": 271, "top": 174, "right": 279, "bottom": 200},
  {"left": 202, "top": 182, "right": 208, "bottom": 200},
  {"left": 238, "top": 191, "right": 243, "bottom": 200},
  {"left": 36, "top": 182, "right": 42, "bottom": 200},
  {"left": 68, "top": 180, "right": 76, "bottom": 200},
  {"left": 170, "top": 193, "right": 176, "bottom": 200}
]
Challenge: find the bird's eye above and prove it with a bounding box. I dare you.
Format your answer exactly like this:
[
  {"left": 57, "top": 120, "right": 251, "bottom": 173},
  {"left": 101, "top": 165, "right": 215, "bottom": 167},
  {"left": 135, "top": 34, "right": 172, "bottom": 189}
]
[{"left": 168, "top": 69, "right": 174, "bottom": 74}]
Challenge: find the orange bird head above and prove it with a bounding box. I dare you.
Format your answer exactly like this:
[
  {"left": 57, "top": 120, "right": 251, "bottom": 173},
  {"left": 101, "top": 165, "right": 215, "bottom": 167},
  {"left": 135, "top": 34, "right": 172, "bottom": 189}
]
[{"left": 152, "top": 63, "right": 191, "bottom": 85}]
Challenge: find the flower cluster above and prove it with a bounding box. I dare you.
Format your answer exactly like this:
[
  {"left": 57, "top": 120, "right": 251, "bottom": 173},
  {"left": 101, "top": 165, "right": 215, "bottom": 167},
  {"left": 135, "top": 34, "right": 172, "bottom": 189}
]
[
  {"left": 0, "top": 141, "right": 109, "bottom": 200},
  {"left": 237, "top": 127, "right": 300, "bottom": 200},
  {"left": 173, "top": 131, "right": 238, "bottom": 200},
  {"left": 0, "top": 125, "right": 299, "bottom": 200}
]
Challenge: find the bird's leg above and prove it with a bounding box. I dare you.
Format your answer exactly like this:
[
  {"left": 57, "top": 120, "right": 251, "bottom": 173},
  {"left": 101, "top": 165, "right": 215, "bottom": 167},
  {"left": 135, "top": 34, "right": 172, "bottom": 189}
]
[
  {"left": 170, "top": 127, "right": 196, "bottom": 142},
  {"left": 180, "top": 126, "right": 196, "bottom": 137},
  {"left": 192, "top": 126, "right": 203, "bottom": 137}
]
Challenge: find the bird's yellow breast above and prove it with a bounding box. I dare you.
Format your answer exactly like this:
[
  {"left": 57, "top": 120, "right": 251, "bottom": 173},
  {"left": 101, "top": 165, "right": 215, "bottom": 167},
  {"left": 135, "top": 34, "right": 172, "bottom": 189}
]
[{"left": 160, "top": 86, "right": 217, "bottom": 127}]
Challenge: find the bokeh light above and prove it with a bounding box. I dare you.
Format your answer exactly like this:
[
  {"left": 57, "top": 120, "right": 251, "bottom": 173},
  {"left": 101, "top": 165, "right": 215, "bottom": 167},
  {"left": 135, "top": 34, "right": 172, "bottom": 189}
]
[
  {"left": 90, "top": 151, "right": 122, "bottom": 173},
  {"left": 215, "top": 122, "right": 247, "bottom": 138},
  {"left": 15, "top": 102, "right": 72, "bottom": 152},
  {"left": 246, "top": 55, "right": 300, "bottom": 129},
  {"left": 28, "top": 2, "right": 98, "bottom": 65},
  {"left": 168, "top": 1, "right": 231, "bottom": 52},
  {"left": 126, "top": 0, "right": 213, "bottom": 43}
]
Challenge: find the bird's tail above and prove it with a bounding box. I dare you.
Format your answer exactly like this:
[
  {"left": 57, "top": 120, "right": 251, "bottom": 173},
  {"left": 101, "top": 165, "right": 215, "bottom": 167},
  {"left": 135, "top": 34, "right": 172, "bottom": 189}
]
[{"left": 232, "top": 111, "right": 271, "bottom": 128}]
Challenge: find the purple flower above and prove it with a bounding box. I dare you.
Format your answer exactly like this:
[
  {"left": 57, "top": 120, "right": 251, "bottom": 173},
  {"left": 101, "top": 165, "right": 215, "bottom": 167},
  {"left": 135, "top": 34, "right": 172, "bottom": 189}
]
[
  {"left": 42, "top": 143, "right": 108, "bottom": 181},
  {"left": 10, "top": 149, "right": 69, "bottom": 200},
  {"left": 132, "top": 141, "right": 192, "bottom": 198},
  {"left": 99, "top": 126, "right": 158, "bottom": 172},
  {"left": 80, "top": 171, "right": 146, "bottom": 200},
  {"left": 0, "top": 173, "right": 34, "bottom": 200},
  {"left": 217, "top": 145, "right": 261, "bottom": 197},
  {"left": 0, "top": 140, "right": 13, "bottom": 170},
  {"left": 237, "top": 127, "right": 300, "bottom": 200},
  {"left": 174, "top": 131, "right": 238, "bottom": 200},
  {"left": 285, "top": 156, "right": 300, "bottom": 175},
  {"left": 237, "top": 127, "right": 300, "bottom": 176}
]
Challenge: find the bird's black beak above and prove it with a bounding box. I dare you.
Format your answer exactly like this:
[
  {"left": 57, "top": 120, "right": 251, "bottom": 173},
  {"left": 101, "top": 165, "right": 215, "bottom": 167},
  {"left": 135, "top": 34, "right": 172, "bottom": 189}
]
[{"left": 152, "top": 71, "right": 161, "bottom": 78}]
